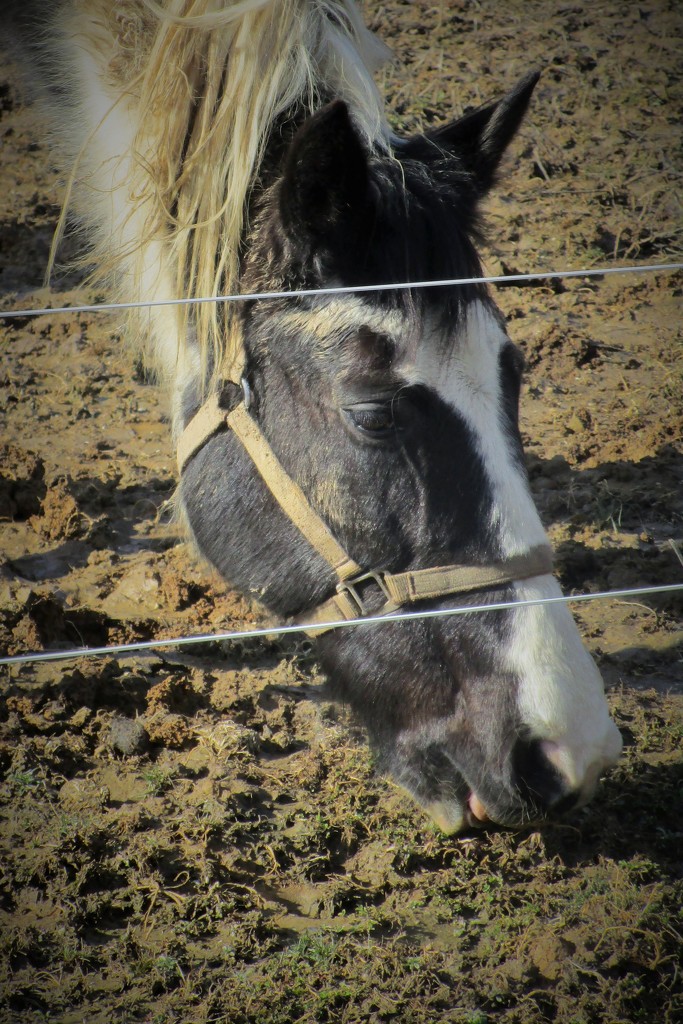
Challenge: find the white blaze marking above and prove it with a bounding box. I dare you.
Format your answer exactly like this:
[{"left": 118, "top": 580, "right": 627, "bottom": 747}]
[{"left": 413, "top": 300, "right": 622, "bottom": 792}]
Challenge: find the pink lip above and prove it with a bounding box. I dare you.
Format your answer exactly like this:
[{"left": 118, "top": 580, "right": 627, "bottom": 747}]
[{"left": 467, "top": 792, "right": 490, "bottom": 825}]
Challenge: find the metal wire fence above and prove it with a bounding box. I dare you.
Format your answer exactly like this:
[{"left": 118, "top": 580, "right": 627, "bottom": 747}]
[
  {"left": 0, "top": 580, "right": 681, "bottom": 668},
  {"left": 2, "top": 261, "right": 682, "bottom": 320}
]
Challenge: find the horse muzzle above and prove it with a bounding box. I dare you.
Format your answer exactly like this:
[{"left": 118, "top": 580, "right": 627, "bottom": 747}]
[{"left": 425, "top": 729, "right": 623, "bottom": 834}]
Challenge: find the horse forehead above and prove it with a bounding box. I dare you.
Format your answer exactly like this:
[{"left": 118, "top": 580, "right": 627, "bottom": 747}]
[
  {"left": 276, "top": 293, "right": 503, "bottom": 352},
  {"left": 403, "top": 299, "right": 510, "bottom": 403},
  {"left": 274, "top": 296, "right": 407, "bottom": 348},
  {"left": 270, "top": 295, "right": 508, "bottom": 405}
]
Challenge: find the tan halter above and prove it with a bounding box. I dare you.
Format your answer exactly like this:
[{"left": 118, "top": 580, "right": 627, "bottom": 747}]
[{"left": 177, "top": 387, "right": 554, "bottom": 636}]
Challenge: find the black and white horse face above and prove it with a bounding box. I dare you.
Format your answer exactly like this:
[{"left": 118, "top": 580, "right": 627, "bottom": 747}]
[{"left": 181, "top": 80, "right": 621, "bottom": 832}]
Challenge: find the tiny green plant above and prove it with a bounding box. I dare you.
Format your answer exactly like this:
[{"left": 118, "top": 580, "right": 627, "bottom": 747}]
[
  {"left": 8, "top": 768, "right": 42, "bottom": 793},
  {"left": 154, "top": 954, "right": 184, "bottom": 982},
  {"left": 142, "top": 765, "right": 175, "bottom": 796}
]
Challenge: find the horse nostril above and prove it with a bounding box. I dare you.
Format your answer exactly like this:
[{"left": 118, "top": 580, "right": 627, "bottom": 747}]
[
  {"left": 549, "top": 788, "right": 582, "bottom": 815},
  {"left": 512, "top": 737, "right": 574, "bottom": 814}
]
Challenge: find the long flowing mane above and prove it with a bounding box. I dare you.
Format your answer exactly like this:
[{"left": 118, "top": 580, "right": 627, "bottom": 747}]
[{"left": 49, "top": 0, "right": 390, "bottom": 391}]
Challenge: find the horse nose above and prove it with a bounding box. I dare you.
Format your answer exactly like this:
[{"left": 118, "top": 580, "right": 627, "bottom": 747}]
[
  {"left": 512, "top": 737, "right": 573, "bottom": 813},
  {"left": 512, "top": 734, "right": 621, "bottom": 817}
]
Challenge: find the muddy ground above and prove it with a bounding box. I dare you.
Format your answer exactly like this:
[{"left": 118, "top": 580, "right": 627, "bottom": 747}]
[{"left": 1, "top": 1, "right": 682, "bottom": 1022}]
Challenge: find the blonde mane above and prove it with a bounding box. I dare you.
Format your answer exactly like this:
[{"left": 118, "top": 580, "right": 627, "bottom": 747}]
[{"left": 49, "top": 0, "right": 390, "bottom": 419}]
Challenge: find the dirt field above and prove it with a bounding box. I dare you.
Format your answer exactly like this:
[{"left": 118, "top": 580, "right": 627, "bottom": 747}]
[{"left": 1, "top": 1, "right": 682, "bottom": 1022}]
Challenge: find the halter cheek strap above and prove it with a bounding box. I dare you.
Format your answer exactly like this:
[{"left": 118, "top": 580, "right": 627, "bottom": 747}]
[
  {"left": 177, "top": 388, "right": 554, "bottom": 636},
  {"left": 178, "top": 391, "right": 362, "bottom": 583}
]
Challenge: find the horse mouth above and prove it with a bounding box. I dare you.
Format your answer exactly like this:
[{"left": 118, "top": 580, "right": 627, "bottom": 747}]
[{"left": 462, "top": 792, "right": 491, "bottom": 829}]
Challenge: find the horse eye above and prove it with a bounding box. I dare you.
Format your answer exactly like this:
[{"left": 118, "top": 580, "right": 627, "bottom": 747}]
[{"left": 343, "top": 402, "right": 396, "bottom": 439}]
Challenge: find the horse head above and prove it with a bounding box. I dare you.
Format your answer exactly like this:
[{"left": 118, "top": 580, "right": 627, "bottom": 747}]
[{"left": 180, "top": 74, "right": 622, "bottom": 832}]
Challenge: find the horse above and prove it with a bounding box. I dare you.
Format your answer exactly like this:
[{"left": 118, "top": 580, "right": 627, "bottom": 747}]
[{"left": 20, "top": 0, "right": 621, "bottom": 832}]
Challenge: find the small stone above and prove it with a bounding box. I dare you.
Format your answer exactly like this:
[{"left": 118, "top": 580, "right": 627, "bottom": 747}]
[
  {"left": 109, "top": 715, "right": 148, "bottom": 756},
  {"left": 566, "top": 412, "right": 585, "bottom": 434},
  {"left": 70, "top": 707, "right": 91, "bottom": 728}
]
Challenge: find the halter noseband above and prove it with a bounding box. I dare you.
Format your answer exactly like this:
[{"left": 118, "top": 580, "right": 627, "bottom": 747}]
[{"left": 177, "top": 385, "right": 554, "bottom": 636}]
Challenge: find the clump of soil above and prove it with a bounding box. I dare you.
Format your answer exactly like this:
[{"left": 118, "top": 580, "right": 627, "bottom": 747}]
[
  {"left": 0, "top": 445, "right": 45, "bottom": 520},
  {"left": 1, "top": 2, "right": 681, "bottom": 1022}
]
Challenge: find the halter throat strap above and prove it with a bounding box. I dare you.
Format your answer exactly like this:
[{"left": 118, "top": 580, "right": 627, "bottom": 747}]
[{"left": 177, "top": 388, "right": 554, "bottom": 636}]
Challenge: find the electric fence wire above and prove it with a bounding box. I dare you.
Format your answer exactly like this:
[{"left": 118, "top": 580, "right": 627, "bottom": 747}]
[
  {"left": 1, "top": 261, "right": 682, "bottom": 321},
  {"left": 1, "top": 580, "right": 681, "bottom": 668}
]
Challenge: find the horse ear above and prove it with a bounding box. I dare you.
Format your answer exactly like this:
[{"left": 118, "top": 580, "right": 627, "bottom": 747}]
[
  {"left": 407, "top": 71, "right": 540, "bottom": 195},
  {"left": 279, "top": 100, "right": 369, "bottom": 244}
]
